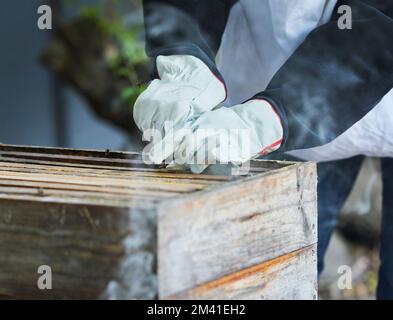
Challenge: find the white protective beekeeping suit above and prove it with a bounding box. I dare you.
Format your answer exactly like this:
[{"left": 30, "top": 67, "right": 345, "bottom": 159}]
[{"left": 219, "top": 0, "right": 393, "bottom": 161}]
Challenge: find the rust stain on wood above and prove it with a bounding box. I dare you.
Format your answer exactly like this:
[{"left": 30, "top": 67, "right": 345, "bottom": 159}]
[{"left": 165, "top": 246, "right": 313, "bottom": 299}]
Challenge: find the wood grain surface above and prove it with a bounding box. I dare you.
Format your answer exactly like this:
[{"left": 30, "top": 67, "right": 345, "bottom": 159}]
[
  {"left": 158, "top": 162, "right": 317, "bottom": 297},
  {"left": 0, "top": 144, "right": 316, "bottom": 300},
  {"left": 166, "top": 244, "right": 317, "bottom": 300}
]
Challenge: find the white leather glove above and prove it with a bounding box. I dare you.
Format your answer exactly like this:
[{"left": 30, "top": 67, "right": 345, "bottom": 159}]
[
  {"left": 148, "top": 99, "right": 284, "bottom": 173},
  {"left": 133, "top": 55, "right": 226, "bottom": 138}
]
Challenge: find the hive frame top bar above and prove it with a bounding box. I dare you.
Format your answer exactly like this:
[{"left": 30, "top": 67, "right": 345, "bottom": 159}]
[
  {"left": 0, "top": 143, "right": 300, "bottom": 207},
  {"left": 0, "top": 143, "right": 296, "bottom": 174}
]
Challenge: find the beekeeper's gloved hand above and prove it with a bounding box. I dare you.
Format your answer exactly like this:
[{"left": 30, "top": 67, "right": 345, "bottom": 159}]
[
  {"left": 149, "top": 99, "right": 284, "bottom": 173},
  {"left": 133, "top": 55, "right": 226, "bottom": 140}
]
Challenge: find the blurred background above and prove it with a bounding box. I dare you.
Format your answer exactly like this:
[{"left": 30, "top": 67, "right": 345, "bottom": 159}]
[
  {"left": 0, "top": 0, "right": 149, "bottom": 150},
  {"left": 0, "top": 0, "right": 384, "bottom": 300}
]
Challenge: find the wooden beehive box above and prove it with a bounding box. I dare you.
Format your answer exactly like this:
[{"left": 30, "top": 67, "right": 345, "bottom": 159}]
[{"left": 0, "top": 144, "right": 317, "bottom": 300}]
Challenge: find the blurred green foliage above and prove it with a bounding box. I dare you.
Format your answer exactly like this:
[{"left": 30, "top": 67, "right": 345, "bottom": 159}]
[{"left": 63, "top": 0, "right": 148, "bottom": 106}]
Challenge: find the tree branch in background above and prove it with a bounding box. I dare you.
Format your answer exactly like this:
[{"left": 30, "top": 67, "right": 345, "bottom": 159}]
[{"left": 41, "top": 1, "right": 151, "bottom": 147}]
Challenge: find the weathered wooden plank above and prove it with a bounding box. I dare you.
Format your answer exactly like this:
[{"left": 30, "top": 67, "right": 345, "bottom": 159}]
[
  {"left": 0, "top": 143, "right": 293, "bottom": 175},
  {"left": 0, "top": 144, "right": 317, "bottom": 300},
  {"left": 166, "top": 245, "right": 317, "bottom": 300},
  {"left": 0, "top": 179, "right": 184, "bottom": 196},
  {"left": 0, "top": 171, "right": 210, "bottom": 193},
  {"left": 0, "top": 199, "right": 157, "bottom": 300},
  {"left": 0, "top": 157, "right": 234, "bottom": 180},
  {"left": 0, "top": 143, "right": 291, "bottom": 165},
  {"left": 158, "top": 162, "right": 317, "bottom": 297},
  {"left": 0, "top": 187, "right": 164, "bottom": 208},
  {"left": 0, "top": 162, "right": 223, "bottom": 185},
  {"left": 0, "top": 181, "right": 179, "bottom": 198}
]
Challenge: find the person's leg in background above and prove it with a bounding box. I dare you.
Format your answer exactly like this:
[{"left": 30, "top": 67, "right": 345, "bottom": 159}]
[
  {"left": 317, "top": 156, "right": 365, "bottom": 275},
  {"left": 377, "top": 158, "right": 393, "bottom": 299}
]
